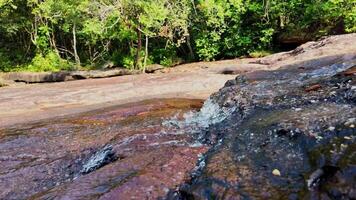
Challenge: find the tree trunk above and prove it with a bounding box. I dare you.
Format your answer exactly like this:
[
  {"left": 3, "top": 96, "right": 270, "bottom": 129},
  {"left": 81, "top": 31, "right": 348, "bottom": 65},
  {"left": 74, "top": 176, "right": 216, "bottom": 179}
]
[
  {"left": 72, "top": 23, "right": 80, "bottom": 67},
  {"left": 30, "top": 19, "right": 38, "bottom": 46},
  {"left": 143, "top": 35, "right": 148, "bottom": 72},
  {"left": 186, "top": 35, "right": 195, "bottom": 60},
  {"left": 135, "top": 27, "right": 142, "bottom": 69},
  {"left": 51, "top": 29, "right": 60, "bottom": 56}
]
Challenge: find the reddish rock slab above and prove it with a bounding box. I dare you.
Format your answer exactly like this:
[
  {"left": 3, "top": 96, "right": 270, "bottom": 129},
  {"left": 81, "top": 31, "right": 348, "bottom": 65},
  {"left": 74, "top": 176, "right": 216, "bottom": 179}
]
[{"left": 0, "top": 99, "right": 207, "bottom": 199}]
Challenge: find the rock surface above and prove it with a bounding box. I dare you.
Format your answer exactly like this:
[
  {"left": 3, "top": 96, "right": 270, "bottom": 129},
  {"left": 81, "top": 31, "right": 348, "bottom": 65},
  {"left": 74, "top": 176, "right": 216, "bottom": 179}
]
[
  {"left": 0, "top": 99, "right": 207, "bottom": 199},
  {"left": 0, "top": 71, "right": 71, "bottom": 83},
  {"left": 0, "top": 69, "right": 142, "bottom": 84},
  {"left": 70, "top": 68, "right": 141, "bottom": 79},
  {"left": 169, "top": 33, "right": 356, "bottom": 199}
]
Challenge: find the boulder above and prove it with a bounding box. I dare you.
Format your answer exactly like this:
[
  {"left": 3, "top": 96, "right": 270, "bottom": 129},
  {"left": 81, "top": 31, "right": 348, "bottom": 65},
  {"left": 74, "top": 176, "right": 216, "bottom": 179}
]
[
  {"left": 145, "top": 64, "right": 164, "bottom": 73},
  {"left": 0, "top": 68, "right": 141, "bottom": 83},
  {"left": 255, "top": 33, "right": 356, "bottom": 67},
  {"left": 70, "top": 69, "right": 141, "bottom": 79},
  {"left": 0, "top": 72, "right": 71, "bottom": 83}
]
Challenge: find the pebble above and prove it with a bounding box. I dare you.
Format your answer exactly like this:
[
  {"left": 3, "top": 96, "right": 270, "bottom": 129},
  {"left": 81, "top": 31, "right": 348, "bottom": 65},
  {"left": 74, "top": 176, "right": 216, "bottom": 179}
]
[
  {"left": 345, "top": 118, "right": 355, "bottom": 125},
  {"left": 344, "top": 136, "right": 352, "bottom": 140},
  {"left": 328, "top": 126, "right": 335, "bottom": 131},
  {"left": 315, "top": 135, "right": 323, "bottom": 140},
  {"left": 272, "top": 169, "right": 281, "bottom": 176},
  {"left": 340, "top": 144, "right": 348, "bottom": 150},
  {"left": 344, "top": 118, "right": 355, "bottom": 128}
]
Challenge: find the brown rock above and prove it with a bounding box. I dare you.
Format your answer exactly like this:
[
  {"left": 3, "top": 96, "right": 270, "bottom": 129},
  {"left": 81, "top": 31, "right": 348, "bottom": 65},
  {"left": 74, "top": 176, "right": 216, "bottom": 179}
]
[
  {"left": 305, "top": 84, "right": 322, "bottom": 92},
  {"left": 341, "top": 66, "right": 356, "bottom": 76}
]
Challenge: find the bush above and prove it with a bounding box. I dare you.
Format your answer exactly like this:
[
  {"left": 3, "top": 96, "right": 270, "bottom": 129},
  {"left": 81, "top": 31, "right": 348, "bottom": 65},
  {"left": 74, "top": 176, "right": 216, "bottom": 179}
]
[
  {"left": 151, "top": 47, "right": 179, "bottom": 67},
  {"left": 111, "top": 49, "right": 136, "bottom": 70},
  {"left": 249, "top": 50, "right": 273, "bottom": 58},
  {"left": 25, "top": 52, "right": 73, "bottom": 72},
  {"left": 121, "top": 55, "right": 135, "bottom": 69},
  {"left": 0, "top": 50, "right": 13, "bottom": 72},
  {"left": 0, "top": 50, "right": 72, "bottom": 72}
]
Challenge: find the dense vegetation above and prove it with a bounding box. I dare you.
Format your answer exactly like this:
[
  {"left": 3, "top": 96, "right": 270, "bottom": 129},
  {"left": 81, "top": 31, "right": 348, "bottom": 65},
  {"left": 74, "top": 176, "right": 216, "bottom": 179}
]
[{"left": 0, "top": 0, "right": 355, "bottom": 72}]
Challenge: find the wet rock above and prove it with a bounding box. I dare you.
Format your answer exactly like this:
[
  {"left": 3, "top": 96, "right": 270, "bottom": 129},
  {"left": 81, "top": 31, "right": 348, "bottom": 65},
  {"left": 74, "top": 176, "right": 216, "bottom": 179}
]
[
  {"left": 80, "top": 145, "right": 117, "bottom": 174},
  {"left": 0, "top": 99, "right": 206, "bottom": 199},
  {"left": 224, "top": 75, "right": 248, "bottom": 87},
  {"left": 342, "top": 66, "right": 356, "bottom": 76},
  {"left": 344, "top": 118, "right": 355, "bottom": 127},
  {"left": 305, "top": 84, "right": 322, "bottom": 92},
  {"left": 171, "top": 34, "right": 356, "bottom": 199},
  {"left": 307, "top": 165, "right": 340, "bottom": 190}
]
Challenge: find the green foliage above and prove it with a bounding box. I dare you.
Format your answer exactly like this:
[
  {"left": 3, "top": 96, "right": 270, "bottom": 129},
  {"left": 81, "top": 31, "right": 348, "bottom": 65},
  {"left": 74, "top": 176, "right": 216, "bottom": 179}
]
[
  {"left": 110, "top": 48, "right": 137, "bottom": 70},
  {"left": 249, "top": 50, "right": 273, "bottom": 58},
  {"left": 192, "top": 0, "right": 275, "bottom": 60},
  {"left": 151, "top": 46, "right": 178, "bottom": 66},
  {"left": 24, "top": 52, "right": 72, "bottom": 72},
  {"left": 0, "top": 50, "right": 72, "bottom": 72},
  {"left": 0, "top": 0, "right": 355, "bottom": 72},
  {"left": 345, "top": 5, "right": 356, "bottom": 32},
  {"left": 0, "top": 50, "right": 13, "bottom": 72}
]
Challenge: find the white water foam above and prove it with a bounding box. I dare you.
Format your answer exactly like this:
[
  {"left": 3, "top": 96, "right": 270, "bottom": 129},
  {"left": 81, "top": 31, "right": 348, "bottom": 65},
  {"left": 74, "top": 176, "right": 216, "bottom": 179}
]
[{"left": 163, "top": 97, "right": 236, "bottom": 132}]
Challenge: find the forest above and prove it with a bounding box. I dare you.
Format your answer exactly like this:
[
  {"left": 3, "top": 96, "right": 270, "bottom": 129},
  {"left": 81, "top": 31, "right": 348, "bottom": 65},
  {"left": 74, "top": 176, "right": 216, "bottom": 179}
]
[{"left": 0, "top": 0, "right": 355, "bottom": 72}]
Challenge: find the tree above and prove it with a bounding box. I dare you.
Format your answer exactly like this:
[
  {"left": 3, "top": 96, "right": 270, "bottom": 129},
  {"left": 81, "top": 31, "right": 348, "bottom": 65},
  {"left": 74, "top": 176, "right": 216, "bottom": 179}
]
[
  {"left": 119, "top": 0, "right": 191, "bottom": 70},
  {"left": 0, "top": 0, "right": 355, "bottom": 72}
]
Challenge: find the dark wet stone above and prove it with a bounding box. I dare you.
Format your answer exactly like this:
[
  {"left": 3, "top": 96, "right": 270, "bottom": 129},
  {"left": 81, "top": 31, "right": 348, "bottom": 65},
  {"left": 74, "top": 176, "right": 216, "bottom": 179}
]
[
  {"left": 170, "top": 35, "right": 356, "bottom": 199},
  {"left": 80, "top": 145, "right": 117, "bottom": 174},
  {"left": 224, "top": 75, "right": 249, "bottom": 88},
  {"left": 165, "top": 189, "right": 194, "bottom": 200},
  {"left": 307, "top": 165, "right": 340, "bottom": 190}
]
